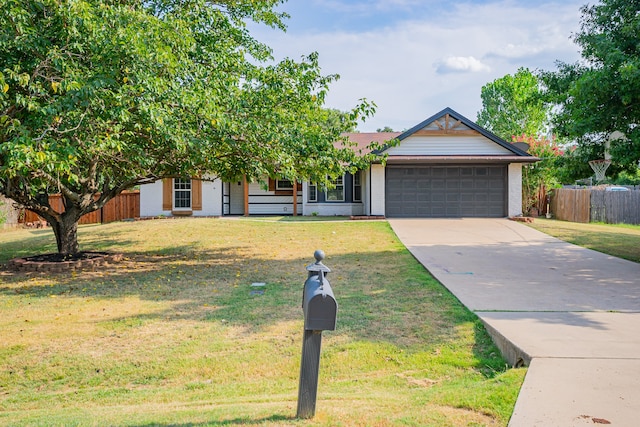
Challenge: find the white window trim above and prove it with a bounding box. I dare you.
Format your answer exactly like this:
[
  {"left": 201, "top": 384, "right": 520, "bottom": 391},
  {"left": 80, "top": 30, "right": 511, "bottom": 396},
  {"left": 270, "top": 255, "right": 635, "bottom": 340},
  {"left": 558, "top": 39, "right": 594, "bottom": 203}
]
[
  {"left": 276, "top": 179, "right": 294, "bottom": 191},
  {"left": 325, "top": 174, "right": 345, "bottom": 202},
  {"left": 308, "top": 183, "right": 318, "bottom": 202},
  {"left": 353, "top": 171, "right": 362, "bottom": 202},
  {"left": 173, "top": 178, "right": 192, "bottom": 211}
]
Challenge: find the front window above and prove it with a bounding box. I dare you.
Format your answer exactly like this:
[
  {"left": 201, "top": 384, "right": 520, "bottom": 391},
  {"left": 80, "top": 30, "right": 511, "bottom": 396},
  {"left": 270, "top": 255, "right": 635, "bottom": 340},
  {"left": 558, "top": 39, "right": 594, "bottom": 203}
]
[
  {"left": 325, "top": 175, "right": 344, "bottom": 202},
  {"left": 276, "top": 179, "right": 294, "bottom": 190},
  {"left": 353, "top": 171, "right": 362, "bottom": 202},
  {"left": 308, "top": 183, "right": 317, "bottom": 202},
  {"left": 174, "top": 178, "right": 191, "bottom": 209}
]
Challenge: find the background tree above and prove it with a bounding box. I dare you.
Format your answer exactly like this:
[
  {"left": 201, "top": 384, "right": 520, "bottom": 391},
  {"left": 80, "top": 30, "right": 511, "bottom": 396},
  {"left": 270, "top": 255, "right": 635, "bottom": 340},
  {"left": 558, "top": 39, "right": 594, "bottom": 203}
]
[
  {"left": 477, "top": 67, "right": 558, "bottom": 214},
  {"left": 540, "top": 0, "right": 640, "bottom": 175},
  {"left": 376, "top": 126, "right": 395, "bottom": 132},
  {"left": 0, "top": 0, "right": 376, "bottom": 255},
  {"left": 476, "top": 67, "right": 548, "bottom": 140},
  {"left": 511, "top": 134, "right": 563, "bottom": 214}
]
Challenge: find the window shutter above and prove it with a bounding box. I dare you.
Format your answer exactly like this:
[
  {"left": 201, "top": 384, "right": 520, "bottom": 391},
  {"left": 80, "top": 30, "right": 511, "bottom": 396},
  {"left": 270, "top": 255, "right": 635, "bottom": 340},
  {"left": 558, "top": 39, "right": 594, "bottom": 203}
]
[
  {"left": 162, "top": 179, "right": 172, "bottom": 210},
  {"left": 192, "top": 179, "right": 202, "bottom": 211},
  {"left": 296, "top": 181, "right": 302, "bottom": 191},
  {"left": 268, "top": 178, "right": 276, "bottom": 192}
]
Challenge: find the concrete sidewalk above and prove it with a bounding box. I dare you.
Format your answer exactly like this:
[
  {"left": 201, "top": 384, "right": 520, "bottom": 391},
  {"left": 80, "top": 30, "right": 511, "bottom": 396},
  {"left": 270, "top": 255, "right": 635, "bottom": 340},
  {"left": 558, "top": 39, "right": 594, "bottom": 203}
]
[{"left": 389, "top": 218, "right": 640, "bottom": 426}]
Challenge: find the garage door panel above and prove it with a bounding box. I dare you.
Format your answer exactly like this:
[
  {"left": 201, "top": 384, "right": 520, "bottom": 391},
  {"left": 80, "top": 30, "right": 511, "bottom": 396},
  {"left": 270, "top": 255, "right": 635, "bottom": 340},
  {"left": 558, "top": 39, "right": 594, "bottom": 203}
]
[
  {"left": 386, "top": 166, "right": 505, "bottom": 218},
  {"left": 431, "top": 193, "right": 445, "bottom": 202},
  {"left": 461, "top": 206, "right": 481, "bottom": 216},
  {"left": 446, "top": 180, "right": 460, "bottom": 190},
  {"left": 474, "top": 180, "right": 489, "bottom": 189},
  {"left": 431, "top": 179, "right": 445, "bottom": 190}
]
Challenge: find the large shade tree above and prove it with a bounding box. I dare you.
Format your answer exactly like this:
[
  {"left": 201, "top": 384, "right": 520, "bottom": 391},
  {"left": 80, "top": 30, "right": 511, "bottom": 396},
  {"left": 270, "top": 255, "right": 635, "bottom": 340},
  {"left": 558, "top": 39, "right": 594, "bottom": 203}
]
[
  {"left": 0, "top": 0, "right": 377, "bottom": 255},
  {"left": 540, "top": 0, "right": 640, "bottom": 175}
]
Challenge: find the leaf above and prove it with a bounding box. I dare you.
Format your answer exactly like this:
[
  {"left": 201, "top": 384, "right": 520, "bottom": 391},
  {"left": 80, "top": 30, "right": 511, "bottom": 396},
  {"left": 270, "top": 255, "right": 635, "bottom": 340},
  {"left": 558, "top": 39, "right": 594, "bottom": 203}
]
[{"left": 2, "top": 84, "right": 8, "bottom": 93}]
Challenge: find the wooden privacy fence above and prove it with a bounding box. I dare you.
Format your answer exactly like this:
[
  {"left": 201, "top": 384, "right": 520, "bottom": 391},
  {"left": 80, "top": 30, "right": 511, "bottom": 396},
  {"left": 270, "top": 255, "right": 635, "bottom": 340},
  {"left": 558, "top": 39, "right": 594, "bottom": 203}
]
[
  {"left": 551, "top": 188, "right": 640, "bottom": 225},
  {"left": 550, "top": 188, "right": 591, "bottom": 223},
  {"left": 590, "top": 190, "right": 640, "bottom": 225},
  {"left": 21, "top": 190, "right": 140, "bottom": 225}
]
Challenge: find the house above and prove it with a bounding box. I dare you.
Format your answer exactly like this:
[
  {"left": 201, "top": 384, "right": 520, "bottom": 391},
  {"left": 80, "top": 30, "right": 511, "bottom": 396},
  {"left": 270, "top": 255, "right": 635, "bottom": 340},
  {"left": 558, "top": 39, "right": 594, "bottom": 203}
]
[{"left": 140, "top": 107, "right": 538, "bottom": 218}]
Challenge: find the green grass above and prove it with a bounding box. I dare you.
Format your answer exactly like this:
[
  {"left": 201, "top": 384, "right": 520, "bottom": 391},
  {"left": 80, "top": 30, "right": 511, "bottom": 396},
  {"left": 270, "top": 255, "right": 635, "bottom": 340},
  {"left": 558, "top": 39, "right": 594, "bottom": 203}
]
[
  {"left": 527, "top": 218, "right": 640, "bottom": 263},
  {"left": 0, "top": 218, "right": 524, "bottom": 426}
]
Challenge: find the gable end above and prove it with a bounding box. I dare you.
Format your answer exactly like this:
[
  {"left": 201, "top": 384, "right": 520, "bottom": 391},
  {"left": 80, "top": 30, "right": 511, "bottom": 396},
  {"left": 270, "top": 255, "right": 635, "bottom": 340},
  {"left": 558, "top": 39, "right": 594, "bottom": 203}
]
[{"left": 383, "top": 107, "right": 531, "bottom": 157}]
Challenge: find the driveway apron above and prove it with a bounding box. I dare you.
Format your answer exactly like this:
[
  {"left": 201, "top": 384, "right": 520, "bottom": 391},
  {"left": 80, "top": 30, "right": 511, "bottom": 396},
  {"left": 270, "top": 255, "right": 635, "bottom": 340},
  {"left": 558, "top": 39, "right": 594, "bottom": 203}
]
[{"left": 388, "top": 218, "right": 640, "bottom": 427}]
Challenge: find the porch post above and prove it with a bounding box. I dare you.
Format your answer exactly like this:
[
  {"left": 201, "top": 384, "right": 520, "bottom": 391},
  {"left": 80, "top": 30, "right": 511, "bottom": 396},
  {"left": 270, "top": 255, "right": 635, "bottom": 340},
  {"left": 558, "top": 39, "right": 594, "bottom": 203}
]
[
  {"left": 243, "top": 175, "right": 249, "bottom": 216},
  {"left": 293, "top": 178, "right": 298, "bottom": 216}
]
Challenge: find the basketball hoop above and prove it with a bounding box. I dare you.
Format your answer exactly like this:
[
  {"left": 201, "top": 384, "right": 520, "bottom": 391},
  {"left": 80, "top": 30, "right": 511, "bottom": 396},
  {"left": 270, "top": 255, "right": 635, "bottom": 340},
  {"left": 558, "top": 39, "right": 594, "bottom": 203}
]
[{"left": 589, "top": 159, "right": 611, "bottom": 182}]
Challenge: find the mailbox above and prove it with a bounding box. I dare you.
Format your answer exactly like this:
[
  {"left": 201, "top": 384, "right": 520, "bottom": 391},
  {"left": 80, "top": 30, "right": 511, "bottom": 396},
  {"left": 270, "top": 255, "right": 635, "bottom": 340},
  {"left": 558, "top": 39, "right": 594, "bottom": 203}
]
[
  {"left": 303, "top": 274, "right": 337, "bottom": 331},
  {"left": 297, "top": 249, "right": 337, "bottom": 419}
]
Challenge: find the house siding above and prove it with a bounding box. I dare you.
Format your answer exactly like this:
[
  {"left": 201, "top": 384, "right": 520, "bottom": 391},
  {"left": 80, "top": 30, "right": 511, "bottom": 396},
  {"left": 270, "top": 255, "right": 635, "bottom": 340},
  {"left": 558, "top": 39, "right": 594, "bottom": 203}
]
[
  {"left": 304, "top": 203, "right": 363, "bottom": 216},
  {"left": 140, "top": 180, "right": 163, "bottom": 217},
  {"left": 384, "top": 135, "right": 513, "bottom": 156},
  {"left": 224, "top": 180, "right": 301, "bottom": 215},
  {"left": 140, "top": 178, "right": 222, "bottom": 217},
  {"left": 370, "top": 164, "right": 386, "bottom": 216},
  {"left": 203, "top": 179, "right": 222, "bottom": 216},
  {"left": 508, "top": 163, "right": 523, "bottom": 217}
]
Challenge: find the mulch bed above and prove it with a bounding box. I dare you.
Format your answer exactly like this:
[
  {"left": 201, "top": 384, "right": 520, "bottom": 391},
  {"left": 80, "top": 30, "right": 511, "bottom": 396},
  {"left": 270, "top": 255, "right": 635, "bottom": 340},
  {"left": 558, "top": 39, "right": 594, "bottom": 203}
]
[{"left": 8, "top": 251, "right": 123, "bottom": 273}]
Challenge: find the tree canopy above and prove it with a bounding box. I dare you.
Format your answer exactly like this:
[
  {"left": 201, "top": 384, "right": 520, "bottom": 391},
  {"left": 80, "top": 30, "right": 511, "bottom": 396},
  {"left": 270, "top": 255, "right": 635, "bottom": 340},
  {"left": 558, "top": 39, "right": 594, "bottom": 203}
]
[
  {"left": 476, "top": 67, "right": 547, "bottom": 140},
  {"left": 540, "top": 0, "right": 640, "bottom": 174},
  {"left": 0, "top": 0, "right": 377, "bottom": 254},
  {"left": 376, "top": 126, "right": 395, "bottom": 132}
]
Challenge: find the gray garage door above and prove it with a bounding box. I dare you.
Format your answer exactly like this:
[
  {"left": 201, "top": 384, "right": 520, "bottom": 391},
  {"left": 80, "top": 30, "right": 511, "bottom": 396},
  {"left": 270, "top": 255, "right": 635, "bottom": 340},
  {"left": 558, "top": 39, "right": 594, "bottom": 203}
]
[{"left": 385, "top": 166, "right": 506, "bottom": 218}]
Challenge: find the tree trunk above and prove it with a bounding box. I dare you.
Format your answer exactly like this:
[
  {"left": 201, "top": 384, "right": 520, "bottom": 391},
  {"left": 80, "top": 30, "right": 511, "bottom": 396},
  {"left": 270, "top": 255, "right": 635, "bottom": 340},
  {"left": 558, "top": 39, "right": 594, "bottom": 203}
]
[{"left": 50, "top": 209, "right": 81, "bottom": 255}]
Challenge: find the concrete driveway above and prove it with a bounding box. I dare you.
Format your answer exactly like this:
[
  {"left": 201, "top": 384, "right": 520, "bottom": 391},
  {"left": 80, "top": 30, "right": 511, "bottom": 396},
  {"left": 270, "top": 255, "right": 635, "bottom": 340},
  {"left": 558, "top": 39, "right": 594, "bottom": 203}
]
[{"left": 389, "top": 218, "right": 640, "bottom": 426}]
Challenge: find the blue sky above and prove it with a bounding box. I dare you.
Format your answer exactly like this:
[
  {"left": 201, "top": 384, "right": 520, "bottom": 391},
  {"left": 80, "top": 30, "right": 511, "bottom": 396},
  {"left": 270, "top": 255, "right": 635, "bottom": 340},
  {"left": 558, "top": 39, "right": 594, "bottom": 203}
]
[{"left": 251, "top": 0, "right": 586, "bottom": 132}]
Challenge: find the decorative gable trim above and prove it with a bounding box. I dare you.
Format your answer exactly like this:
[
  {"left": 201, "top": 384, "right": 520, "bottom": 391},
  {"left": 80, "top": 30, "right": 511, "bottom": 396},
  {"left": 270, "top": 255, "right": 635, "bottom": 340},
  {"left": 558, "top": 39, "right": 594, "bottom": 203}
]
[
  {"left": 412, "top": 113, "right": 480, "bottom": 136},
  {"left": 383, "top": 107, "right": 531, "bottom": 157}
]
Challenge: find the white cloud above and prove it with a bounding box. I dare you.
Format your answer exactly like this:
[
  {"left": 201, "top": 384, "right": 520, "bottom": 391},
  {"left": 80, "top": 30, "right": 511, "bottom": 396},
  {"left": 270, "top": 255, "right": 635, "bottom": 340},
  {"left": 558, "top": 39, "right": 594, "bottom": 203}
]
[
  {"left": 312, "top": 0, "right": 432, "bottom": 13},
  {"left": 435, "top": 56, "right": 491, "bottom": 74},
  {"left": 252, "top": 0, "right": 585, "bottom": 131}
]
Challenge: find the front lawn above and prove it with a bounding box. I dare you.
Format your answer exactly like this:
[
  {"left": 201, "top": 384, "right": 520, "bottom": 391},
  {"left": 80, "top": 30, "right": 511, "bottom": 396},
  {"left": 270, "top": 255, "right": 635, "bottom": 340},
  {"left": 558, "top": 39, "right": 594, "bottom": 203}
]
[
  {"left": 0, "top": 218, "right": 524, "bottom": 426},
  {"left": 527, "top": 219, "right": 640, "bottom": 263}
]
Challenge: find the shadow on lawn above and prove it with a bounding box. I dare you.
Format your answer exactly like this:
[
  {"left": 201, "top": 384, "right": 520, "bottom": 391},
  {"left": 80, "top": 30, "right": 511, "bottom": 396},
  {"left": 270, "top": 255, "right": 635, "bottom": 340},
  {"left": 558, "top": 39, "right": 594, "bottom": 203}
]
[
  {"left": 0, "top": 240, "right": 507, "bottom": 379},
  {"left": 0, "top": 226, "right": 140, "bottom": 264},
  {"left": 132, "top": 414, "right": 294, "bottom": 426}
]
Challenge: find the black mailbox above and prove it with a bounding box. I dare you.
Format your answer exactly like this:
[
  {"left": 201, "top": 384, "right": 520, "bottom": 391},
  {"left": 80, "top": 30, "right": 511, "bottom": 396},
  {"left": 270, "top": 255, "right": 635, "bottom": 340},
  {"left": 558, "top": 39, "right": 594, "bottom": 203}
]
[{"left": 303, "top": 274, "right": 337, "bottom": 331}]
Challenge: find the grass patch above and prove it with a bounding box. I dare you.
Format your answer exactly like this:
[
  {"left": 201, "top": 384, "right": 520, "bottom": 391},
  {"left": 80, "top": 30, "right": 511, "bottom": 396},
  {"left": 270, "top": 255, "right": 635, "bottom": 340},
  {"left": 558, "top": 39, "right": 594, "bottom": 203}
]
[
  {"left": 0, "top": 218, "right": 524, "bottom": 426},
  {"left": 528, "top": 219, "right": 640, "bottom": 263}
]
